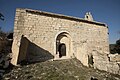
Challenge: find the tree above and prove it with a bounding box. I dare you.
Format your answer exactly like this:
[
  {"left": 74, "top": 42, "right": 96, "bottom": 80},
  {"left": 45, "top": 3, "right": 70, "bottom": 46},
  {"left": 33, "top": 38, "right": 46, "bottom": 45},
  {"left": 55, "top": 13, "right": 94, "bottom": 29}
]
[
  {"left": 115, "top": 39, "right": 120, "bottom": 54},
  {"left": 0, "top": 12, "right": 4, "bottom": 21},
  {"left": 110, "top": 39, "right": 120, "bottom": 54},
  {"left": 116, "top": 39, "right": 120, "bottom": 45}
]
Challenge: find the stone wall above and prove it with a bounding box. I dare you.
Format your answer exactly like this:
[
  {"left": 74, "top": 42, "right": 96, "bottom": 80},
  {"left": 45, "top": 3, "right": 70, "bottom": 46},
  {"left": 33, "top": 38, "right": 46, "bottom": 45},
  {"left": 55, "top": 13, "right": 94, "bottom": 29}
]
[{"left": 11, "top": 8, "right": 115, "bottom": 74}]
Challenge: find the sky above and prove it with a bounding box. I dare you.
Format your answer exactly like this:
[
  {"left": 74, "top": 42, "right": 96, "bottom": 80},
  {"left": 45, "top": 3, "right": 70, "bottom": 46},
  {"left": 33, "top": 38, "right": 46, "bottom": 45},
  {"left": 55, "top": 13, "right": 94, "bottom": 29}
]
[{"left": 0, "top": 0, "right": 120, "bottom": 44}]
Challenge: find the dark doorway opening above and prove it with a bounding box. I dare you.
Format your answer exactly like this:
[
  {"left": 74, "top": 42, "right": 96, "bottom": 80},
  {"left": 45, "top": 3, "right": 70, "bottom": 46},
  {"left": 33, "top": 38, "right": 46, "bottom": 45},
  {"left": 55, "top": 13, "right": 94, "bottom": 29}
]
[{"left": 58, "top": 43, "right": 66, "bottom": 58}]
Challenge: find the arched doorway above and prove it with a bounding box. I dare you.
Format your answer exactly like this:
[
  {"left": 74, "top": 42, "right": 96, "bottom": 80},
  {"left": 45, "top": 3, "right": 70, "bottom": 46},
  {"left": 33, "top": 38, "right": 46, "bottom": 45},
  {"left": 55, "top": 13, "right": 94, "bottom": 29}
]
[
  {"left": 58, "top": 43, "right": 66, "bottom": 58},
  {"left": 55, "top": 32, "right": 72, "bottom": 59}
]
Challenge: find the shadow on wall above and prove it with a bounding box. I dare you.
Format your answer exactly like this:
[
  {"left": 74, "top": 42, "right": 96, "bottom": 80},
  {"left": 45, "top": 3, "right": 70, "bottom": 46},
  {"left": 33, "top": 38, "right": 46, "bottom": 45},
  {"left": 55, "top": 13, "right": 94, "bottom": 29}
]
[{"left": 17, "top": 35, "right": 54, "bottom": 65}]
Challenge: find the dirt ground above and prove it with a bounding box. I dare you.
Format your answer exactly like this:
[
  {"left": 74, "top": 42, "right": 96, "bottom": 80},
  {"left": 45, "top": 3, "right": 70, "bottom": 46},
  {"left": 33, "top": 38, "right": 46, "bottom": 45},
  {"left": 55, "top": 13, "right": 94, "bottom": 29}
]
[{"left": 2, "top": 58, "right": 120, "bottom": 80}]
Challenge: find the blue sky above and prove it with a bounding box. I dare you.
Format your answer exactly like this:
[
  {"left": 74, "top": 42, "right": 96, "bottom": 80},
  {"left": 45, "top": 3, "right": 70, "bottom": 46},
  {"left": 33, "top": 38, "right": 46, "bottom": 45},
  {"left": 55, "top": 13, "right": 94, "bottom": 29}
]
[{"left": 0, "top": 0, "right": 120, "bottom": 44}]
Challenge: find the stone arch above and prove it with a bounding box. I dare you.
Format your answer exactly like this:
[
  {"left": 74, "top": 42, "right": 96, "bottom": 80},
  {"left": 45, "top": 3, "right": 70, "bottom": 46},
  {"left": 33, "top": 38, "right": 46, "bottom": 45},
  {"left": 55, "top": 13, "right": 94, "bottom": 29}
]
[{"left": 54, "top": 31, "right": 73, "bottom": 59}]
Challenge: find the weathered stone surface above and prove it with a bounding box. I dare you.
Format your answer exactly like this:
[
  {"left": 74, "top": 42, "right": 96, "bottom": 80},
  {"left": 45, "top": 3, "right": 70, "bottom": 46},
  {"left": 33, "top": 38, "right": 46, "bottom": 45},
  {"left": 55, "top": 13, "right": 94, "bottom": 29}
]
[
  {"left": 107, "top": 62, "right": 120, "bottom": 74},
  {"left": 12, "top": 8, "right": 120, "bottom": 75},
  {"left": 108, "top": 53, "right": 120, "bottom": 62}
]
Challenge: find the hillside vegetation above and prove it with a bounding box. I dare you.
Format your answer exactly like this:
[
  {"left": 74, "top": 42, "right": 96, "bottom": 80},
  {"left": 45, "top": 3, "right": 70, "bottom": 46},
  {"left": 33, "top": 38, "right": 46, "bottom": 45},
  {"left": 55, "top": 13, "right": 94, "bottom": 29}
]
[
  {"left": 3, "top": 59, "right": 120, "bottom": 80},
  {"left": 110, "top": 39, "right": 120, "bottom": 54}
]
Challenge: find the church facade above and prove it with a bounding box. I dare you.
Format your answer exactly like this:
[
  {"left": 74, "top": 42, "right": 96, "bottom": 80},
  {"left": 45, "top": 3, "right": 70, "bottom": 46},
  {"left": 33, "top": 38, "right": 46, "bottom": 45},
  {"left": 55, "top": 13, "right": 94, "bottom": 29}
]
[{"left": 11, "top": 8, "right": 111, "bottom": 72}]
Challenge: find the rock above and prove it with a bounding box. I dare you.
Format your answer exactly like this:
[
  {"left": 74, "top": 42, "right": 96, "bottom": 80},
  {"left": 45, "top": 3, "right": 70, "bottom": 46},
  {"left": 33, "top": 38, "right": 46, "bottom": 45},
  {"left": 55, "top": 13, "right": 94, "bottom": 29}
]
[
  {"left": 0, "top": 69, "right": 5, "bottom": 73},
  {"left": 92, "top": 52, "right": 109, "bottom": 71},
  {"left": 27, "top": 75, "right": 33, "bottom": 79},
  {"left": 0, "top": 55, "right": 4, "bottom": 63},
  {"left": 3, "top": 60, "right": 9, "bottom": 68},
  {"left": 108, "top": 54, "right": 120, "bottom": 62},
  {"left": 4, "top": 77, "right": 10, "bottom": 80},
  {"left": 0, "top": 72, "right": 3, "bottom": 78},
  {"left": 107, "top": 62, "right": 119, "bottom": 74},
  {"left": 0, "top": 70, "right": 4, "bottom": 79},
  {"left": 0, "top": 52, "right": 12, "bottom": 68},
  {"left": 91, "top": 77, "right": 98, "bottom": 80}
]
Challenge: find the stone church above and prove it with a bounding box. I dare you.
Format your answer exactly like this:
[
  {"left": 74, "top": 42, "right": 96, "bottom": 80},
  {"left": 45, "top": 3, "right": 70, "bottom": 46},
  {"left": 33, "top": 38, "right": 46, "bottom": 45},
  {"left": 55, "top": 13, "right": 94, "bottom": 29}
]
[{"left": 11, "top": 8, "right": 119, "bottom": 74}]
